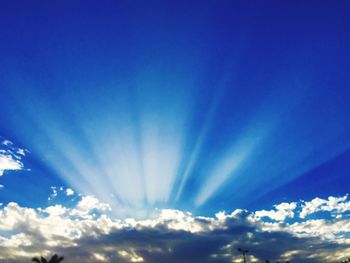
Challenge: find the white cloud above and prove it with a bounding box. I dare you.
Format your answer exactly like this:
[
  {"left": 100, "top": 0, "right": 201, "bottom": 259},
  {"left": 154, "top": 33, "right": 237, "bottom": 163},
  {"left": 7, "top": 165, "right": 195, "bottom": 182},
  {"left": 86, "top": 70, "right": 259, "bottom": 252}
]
[
  {"left": 0, "top": 202, "right": 38, "bottom": 231},
  {"left": 0, "top": 154, "right": 23, "bottom": 176},
  {"left": 16, "top": 148, "right": 26, "bottom": 156},
  {"left": 44, "top": 205, "right": 68, "bottom": 217},
  {"left": 0, "top": 138, "right": 27, "bottom": 176},
  {"left": 48, "top": 186, "right": 76, "bottom": 200},
  {"left": 118, "top": 249, "right": 144, "bottom": 262},
  {"left": 300, "top": 195, "right": 350, "bottom": 218},
  {"left": 2, "top": 140, "right": 13, "bottom": 146},
  {"left": 255, "top": 202, "right": 297, "bottom": 221},
  {"left": 76, "top": 195, "right": 111, "bottom": 213},
  {"left": 66, "top": 188, "right": 74, "bottom": 196},
  {"left": 70, "top": 195, "right": 111, "bottom": 220},
  {"left": 48, "top": 186, "right": 58, "bottom": 201},
  {"left": 0, "top": 195, "right": 349, "bottom": 262}
]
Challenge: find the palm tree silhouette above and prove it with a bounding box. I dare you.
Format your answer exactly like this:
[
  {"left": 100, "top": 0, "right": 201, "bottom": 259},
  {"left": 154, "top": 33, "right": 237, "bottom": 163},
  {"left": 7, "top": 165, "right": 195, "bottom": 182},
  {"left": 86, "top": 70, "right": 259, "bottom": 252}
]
[{"left": 32, "top": 254, "right": 64, "bottom": 263}]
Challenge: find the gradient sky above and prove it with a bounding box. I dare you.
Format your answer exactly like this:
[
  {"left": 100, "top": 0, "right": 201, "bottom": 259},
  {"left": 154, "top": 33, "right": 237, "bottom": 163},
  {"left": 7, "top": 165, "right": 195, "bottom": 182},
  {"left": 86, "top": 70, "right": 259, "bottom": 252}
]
[{"left": 1, "top": 1, "right": 350, "bottom": 262}]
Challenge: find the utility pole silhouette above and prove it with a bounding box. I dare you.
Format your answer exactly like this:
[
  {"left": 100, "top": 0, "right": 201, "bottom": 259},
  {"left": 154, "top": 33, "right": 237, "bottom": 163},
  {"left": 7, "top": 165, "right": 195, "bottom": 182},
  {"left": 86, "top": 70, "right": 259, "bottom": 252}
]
[{"left": 238, "top": 248, "right": 249, "bottom": 263}]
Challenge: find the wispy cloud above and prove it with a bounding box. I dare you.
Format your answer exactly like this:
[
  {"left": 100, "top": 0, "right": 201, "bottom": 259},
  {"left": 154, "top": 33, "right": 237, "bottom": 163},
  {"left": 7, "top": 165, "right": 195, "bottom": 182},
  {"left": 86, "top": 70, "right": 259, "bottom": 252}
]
[
  {"left": 48, "top": 186, "right": 76, "bottom": 201},
  {"left": 48, "top": 186, "right": 59, "bottom": 201},
  {"left": 0, "top": 195, "right": 349, "bottom": 262}
]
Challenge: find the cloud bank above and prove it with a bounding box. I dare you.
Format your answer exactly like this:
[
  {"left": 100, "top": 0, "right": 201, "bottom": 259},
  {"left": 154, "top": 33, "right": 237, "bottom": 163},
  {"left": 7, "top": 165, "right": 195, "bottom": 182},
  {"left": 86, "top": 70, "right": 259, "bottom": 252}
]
[{"left": 0, "top": 195, "right": 350, "bottom": 262}]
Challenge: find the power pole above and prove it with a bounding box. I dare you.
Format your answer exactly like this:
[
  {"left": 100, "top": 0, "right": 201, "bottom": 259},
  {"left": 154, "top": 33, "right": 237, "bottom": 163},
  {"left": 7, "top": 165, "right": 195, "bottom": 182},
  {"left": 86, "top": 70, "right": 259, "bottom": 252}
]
[{"left": 237, "top": 248, "right": 249, "bottom": 263}]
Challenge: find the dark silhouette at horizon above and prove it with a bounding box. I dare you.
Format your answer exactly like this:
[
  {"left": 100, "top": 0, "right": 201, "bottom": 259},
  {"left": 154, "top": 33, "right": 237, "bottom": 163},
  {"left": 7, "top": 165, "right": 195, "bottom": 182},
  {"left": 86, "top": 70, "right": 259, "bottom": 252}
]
[
  {"left": 28, "top": 252, "right": 350, "bottom": 262},
  {"left": 32, "top": 254, "right": 64, "bottom": 263}
]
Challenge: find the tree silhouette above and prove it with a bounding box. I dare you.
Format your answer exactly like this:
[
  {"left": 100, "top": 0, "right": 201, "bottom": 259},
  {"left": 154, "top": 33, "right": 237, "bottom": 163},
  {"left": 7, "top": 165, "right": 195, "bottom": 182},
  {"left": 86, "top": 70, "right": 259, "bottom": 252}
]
[{"left": 32, "top": 254, "right": 64, "bottom": 263}]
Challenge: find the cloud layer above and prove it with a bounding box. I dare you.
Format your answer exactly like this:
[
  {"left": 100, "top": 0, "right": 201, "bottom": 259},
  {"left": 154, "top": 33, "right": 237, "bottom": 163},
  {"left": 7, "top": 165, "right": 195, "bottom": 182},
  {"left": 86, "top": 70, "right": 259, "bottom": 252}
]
[{"left": 0, "top": 195, "right": 350, "bottom": 262}]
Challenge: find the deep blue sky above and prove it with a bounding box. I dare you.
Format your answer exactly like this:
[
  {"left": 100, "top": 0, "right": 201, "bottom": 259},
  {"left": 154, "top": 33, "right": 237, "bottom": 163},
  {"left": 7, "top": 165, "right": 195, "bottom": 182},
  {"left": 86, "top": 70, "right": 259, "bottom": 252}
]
[{"left": 1, "top": 0, "right": 350, "bottom": 217}]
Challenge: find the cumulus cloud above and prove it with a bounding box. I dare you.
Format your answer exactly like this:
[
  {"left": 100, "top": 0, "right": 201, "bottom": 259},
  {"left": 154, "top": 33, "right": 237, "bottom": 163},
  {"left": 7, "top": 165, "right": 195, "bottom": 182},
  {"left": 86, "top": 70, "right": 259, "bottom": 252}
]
[
  {"left": 255, "top": 202, "right": 297, "bottom": 221},
  {"left": 300, "top": 195, "right": 350, "bottom": 218},
  {"left": 0, "top": 138, "right": 26, "bottom": 176},
  {"left": 0, "top": 195, "right": 350, "bottom": 263}
]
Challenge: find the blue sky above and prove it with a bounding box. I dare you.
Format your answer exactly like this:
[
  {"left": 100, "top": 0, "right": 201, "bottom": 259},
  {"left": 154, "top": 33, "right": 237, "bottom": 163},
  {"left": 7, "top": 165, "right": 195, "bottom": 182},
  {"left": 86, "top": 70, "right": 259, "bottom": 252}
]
[{"left": 1, "top": 1, "right": 350, "bottom": 262}]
